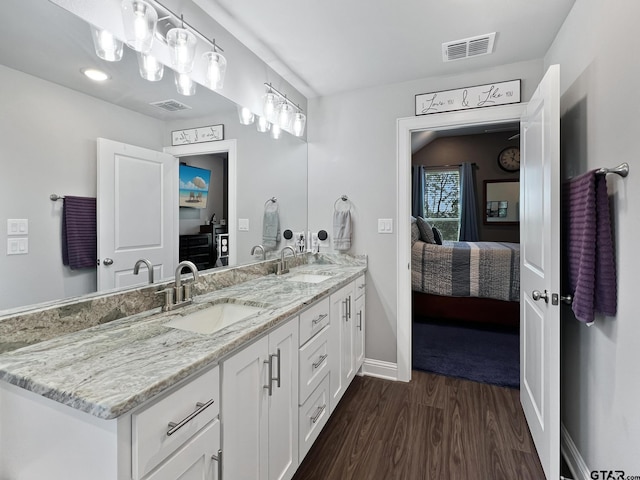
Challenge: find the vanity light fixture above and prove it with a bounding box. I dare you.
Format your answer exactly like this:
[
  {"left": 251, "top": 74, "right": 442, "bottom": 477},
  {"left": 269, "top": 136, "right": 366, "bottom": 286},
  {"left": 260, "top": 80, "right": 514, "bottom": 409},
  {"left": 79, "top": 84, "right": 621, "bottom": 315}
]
[
  {"left": 203, "top": 44, "right": 227, "bottom": 90},
  {"left": 121, "top": 0, "right": 157, "bottom": 53},
  {"left": 90, "top": 26, "right": 123, "bottom": 62},
  {"left": 174, "top": 71, "right": 196, "bottom": 95},
  {"left": 263, "top": 83, "right": 306, "bottom": 137},
  {"left": 270, "top": 124, "right": 282, "bottom": 139},
  {"left": 82, "top": 68, "right": 110, "bottom": 82},
  {"left": 137, "top": 52, "right": 164, "bottom": 81},
  {"left": 167, "top": 22, "right": 197, "bottom": 74},
  {"left": 238, "top": 106, "right": 255, "bottom": 125}
]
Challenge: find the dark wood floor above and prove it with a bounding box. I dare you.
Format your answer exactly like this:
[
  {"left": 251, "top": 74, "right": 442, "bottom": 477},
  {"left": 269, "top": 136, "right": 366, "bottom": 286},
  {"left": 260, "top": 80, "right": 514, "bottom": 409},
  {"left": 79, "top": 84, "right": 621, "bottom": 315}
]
[{"left": 293, "top": 371, "right": 545, "bottom": 480}]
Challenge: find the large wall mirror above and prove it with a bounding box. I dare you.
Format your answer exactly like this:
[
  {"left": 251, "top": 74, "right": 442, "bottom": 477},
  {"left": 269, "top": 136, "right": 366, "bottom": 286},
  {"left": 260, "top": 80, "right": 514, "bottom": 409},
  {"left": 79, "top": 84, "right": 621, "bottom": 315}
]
[
  {"left": 0, "top": 0, "right": 307, "bottom": 312},
  {"left": 483, "top": 179, "right": 520, "bottom": 225}
]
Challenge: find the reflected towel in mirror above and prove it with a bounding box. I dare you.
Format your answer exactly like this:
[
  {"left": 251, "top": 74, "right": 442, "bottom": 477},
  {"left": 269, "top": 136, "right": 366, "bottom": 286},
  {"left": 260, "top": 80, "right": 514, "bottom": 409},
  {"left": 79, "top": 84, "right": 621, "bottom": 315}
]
[
  {"left": 262, "top": 201, "right": 281, "bottom": 250},
  {"left": 61, "top": 196, "right": 97, "bottom": 269}
]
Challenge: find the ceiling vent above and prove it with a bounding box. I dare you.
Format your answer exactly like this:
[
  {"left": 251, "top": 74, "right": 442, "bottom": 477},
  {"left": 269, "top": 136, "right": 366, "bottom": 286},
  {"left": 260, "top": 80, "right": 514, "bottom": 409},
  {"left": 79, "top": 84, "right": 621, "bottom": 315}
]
[
  {"left": 150, "top": 99, "right": 192, "bottom": 112},
  {"left": 442, "top": 32, "right": 496, "bottom": 62}
]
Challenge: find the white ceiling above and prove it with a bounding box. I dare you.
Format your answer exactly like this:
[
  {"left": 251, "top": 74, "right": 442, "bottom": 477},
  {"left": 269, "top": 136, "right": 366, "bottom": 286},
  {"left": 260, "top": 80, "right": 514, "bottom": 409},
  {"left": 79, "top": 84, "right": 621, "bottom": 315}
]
[{"left": 196, "top": 0, "right": 577, "bottom": 98}]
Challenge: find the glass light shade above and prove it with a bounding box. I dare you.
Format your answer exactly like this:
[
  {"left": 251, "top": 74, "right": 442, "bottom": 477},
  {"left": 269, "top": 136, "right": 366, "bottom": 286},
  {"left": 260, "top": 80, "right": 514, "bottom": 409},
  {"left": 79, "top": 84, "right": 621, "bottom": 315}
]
[
  {"left": 174, "top": 71, "right": 196, "bottom": 96},
  {"left": 256, "top": 116, "right": 271, "bottom": 133},
  {"left": 292, "top": 112, "right": 306, "bottom": 137},
  {"left": 270, "top": 124, "right": 282, "bottom": 140},
  {"left": 203, "top": 51, "right": 227, "bottom": 90},
  {"left": 277, "top": 101, "right": 295, "bottom": 130},
  {"left": 237, "top": 106, "right": 255, "bottom": 125},
  {"left": 90, "top": 26, "right": 123, "bottom": 62},
  {"left": 263, "top": 92, "right": 278, "bottom": 124},
  {"left": 166, "top": 28, "right": 197, "bottom": 73},
  {"left": 137, "top": 52, "right": 164, "bottom": 81},
  {"left": 121, "top": 0, "right": 157, "bottom": 53}
]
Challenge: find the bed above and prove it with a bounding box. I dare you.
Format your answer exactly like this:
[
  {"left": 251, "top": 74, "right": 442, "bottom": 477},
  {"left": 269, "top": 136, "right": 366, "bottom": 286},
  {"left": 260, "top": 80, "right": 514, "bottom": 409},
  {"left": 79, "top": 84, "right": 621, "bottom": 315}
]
[{"left": 411, "top": 239, "right": 520, "bottom": 326}]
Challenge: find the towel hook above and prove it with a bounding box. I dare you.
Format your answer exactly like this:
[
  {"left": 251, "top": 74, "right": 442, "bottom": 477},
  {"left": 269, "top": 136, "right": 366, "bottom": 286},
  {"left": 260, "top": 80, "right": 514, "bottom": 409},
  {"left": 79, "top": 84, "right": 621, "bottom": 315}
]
[
  {"left": 334, "top": 195, "right": 352, "bottom": 211},
  {"left": 264, "top": 197, "right": 277, "bottom": 207}
]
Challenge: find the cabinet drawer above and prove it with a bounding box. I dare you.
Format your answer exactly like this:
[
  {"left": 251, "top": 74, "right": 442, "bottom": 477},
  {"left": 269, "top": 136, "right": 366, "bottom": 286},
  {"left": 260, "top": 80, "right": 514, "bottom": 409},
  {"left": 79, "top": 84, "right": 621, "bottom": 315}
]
[
  {"left": 133, "top": 366, "right": 220, "bottom": 479},
  {"left": 299, "top": 324, "right": 330, "bottom": 402},
  {"left": 299, "top": 297, "right": 330, "bottom": 346},
  {"left": 354, "top": 275, "right": 366, "bottom": 300},
  {"left": 298, "top": 374, "right": 330, "bottom": 462}
]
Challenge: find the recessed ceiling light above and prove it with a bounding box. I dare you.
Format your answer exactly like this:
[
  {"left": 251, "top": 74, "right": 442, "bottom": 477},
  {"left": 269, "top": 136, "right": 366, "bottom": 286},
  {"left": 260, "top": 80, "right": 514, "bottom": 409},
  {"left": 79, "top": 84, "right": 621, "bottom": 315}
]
[{"left": 81, "top": 68, "right": 110, "bottom": 82}]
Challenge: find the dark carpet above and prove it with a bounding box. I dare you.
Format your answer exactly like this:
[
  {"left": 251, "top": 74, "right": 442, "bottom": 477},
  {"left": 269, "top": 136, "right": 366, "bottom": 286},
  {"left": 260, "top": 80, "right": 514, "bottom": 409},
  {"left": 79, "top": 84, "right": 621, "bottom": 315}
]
[{"left": 412, "top": 318, "right": 520, "bottom": 388}]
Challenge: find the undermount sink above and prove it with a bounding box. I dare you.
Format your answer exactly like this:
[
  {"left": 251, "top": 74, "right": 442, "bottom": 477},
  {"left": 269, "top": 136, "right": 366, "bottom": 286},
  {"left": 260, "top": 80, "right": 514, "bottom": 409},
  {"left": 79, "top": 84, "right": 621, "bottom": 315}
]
[
  {"left": 165, "top": 302, "right": 263, "bottom": 335},
  {"left": 285, "top": 273, "right": 333, "bottom": 284}
]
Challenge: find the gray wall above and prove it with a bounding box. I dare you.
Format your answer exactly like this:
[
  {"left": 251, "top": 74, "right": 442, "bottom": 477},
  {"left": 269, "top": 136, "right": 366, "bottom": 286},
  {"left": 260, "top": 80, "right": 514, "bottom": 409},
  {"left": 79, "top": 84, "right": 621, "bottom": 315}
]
[
  {"left": 546, "top": 0, "right": 640, "bottom": 472},
  {"left": 412, "top": 132, "right": 520, "bottom": 243},
  {"left": 0, "top": 65, "right": 164, "bottom": 310},
  {"left": 307, "top": 59, "right": 544, "bottom": 363}
]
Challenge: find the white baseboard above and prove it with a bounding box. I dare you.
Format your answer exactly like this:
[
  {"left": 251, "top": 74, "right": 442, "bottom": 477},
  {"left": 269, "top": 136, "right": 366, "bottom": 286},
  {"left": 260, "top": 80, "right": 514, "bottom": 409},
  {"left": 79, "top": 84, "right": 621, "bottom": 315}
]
[
  {"left": 361, "top": 358, "right": 398, "bottom": 381},
  {"left": 561, "top": 423, "right": 590, "bottom": 480}
]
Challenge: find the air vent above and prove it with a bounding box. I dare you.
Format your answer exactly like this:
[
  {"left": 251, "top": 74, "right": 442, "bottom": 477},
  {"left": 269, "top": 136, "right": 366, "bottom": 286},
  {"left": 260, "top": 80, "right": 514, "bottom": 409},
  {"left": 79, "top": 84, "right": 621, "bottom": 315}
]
[
  {"left": 150, "top": 99, "right": 192, "bottom": 112},
  {"left": 442, "top": 33, "right": 496, "bottom": 62}
]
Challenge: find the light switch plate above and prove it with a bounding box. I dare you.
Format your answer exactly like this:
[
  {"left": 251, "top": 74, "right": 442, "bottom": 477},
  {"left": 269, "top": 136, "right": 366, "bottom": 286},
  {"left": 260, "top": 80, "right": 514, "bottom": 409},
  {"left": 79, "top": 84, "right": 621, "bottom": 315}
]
[
  {"left": 378, "top": 218, "right": 393, "bottom": 234},
  {"left": 238, "top": 218, "right": 249, "bottom": 231},
  {"left": 7, "top": 219, "right": 28, "bottom": 236},
  {"left": 7, "top": 238, "right": 28, "bottom": 255}
]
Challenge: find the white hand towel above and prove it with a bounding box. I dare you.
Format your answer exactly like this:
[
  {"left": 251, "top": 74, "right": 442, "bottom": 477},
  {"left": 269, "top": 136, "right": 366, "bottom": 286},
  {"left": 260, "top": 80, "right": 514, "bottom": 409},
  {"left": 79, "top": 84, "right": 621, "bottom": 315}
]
[
  {"left": 333, "top": 210, "right": 351, "bottom": 252},
  {"left": 262, "top": 204, "right": 280, "bottom": 250}
]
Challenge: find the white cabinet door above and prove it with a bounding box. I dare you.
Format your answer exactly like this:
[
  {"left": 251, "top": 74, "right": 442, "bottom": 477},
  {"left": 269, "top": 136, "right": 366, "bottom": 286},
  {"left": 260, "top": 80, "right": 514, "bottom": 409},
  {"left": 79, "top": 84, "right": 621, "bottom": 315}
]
[
  {"left": 222, "top": 335, "right": 269, "bottom": 480},
  {"left": 354, "top": 293, "right": 365, "bottom": 371},
  {"left": 329, "top": 282, "right": 355, "bottom": 411},
  {"left": 268, "top": 319, "right": 299, "bottom": 480},
  {"left": 222, "top": 317, "right": 299, "bottom": 480},
  {"left": 145, "top": 419, "right": 220, "bottom": 480}
]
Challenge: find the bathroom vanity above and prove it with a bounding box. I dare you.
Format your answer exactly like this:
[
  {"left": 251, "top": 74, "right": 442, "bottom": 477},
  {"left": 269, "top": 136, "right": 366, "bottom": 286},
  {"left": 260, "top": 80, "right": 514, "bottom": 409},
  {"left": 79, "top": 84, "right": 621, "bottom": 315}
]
[{"left": 0, "top": 257, "right": 366, "bottom": 480}]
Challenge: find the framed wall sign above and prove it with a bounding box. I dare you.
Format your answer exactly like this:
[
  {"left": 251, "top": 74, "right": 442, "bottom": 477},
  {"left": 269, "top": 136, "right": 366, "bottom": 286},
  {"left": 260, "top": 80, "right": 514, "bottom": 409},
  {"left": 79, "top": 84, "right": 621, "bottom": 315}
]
[
  {"left": 171, "top": 124, "right": 224, "bottom": 146},
  {"left": 415, "top": 79, "right": 520, "bottom": 116}
]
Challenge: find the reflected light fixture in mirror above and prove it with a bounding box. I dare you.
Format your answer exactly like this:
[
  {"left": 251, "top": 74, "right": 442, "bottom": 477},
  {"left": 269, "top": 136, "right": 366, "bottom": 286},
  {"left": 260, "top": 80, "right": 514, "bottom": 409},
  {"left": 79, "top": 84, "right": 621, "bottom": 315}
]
[
  {"left": 203, "top": 50, "right": 226, "bottom": 90},
  {"left": 292, "top": 112, "right": 306, "bottom": 137},
  {"left": 256, "top": 116, "right": 271, "bottom": 133},
  {"left": 263, "top": 83, "right": 306, "bottom": 137},
  {"left": 167, "top": 27, "right": 197, "bottom": 73},
  {"left": 90, "top": 26, "right": 123, "bottom": 62},
  {"left": 137, "top": 52, "right": 164, "bottom": 81},
  {"left": 277, "top": 100, "right": 295, "bottom": 130},
  {"left": 121, "top": 0, "right": 157, "bottom": 53},
  {"left": 82, "top": 68, "right": 110, "bottom": 82},
  {"left": 263, "top": 91, "right": 278, "bottom": 124},
  {"left": 174, "top": 71, "right": 196, "bottom": 95},
  {"left": 270, "top": 124, "right": 282, "bottom": 139},
  {"left": 238, "top": 106, "right": 255, "bottom": 125}
]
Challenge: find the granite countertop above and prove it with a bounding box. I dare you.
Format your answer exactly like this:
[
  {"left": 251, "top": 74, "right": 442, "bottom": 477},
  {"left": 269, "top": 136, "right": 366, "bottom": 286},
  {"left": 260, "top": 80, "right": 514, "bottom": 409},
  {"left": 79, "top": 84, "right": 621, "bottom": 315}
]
[{"left": 0, "top": 261, "right": 366, "bottom": 420}]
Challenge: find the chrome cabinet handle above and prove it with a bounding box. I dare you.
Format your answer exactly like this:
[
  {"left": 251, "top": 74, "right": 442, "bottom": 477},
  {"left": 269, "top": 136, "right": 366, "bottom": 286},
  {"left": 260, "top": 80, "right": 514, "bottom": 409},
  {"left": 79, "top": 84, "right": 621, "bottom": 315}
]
[
  {"left": 211, "top": 449, "right": 222, "bottom": 480},
  {"left": 312, "top": 313, "right": 328, "bottom": 325},
  {"left": 357, "top": 311, "right": 362, "bottom": 331},
  {"left": 347, "top": 295, "right": 351, "bottom": 319},
  {"left": 311, "top": 404, "right": 326, "bottom": 424},
  {"left": 312, "top": 354, "right": 328, "bottom": 369},
  {"left": 274, "top": 348, "right": 281, "bottom": 388},
  {"left": 342, "top": 300, "right": 347, "bottom": 321},
  {"left": 532, "top": 290, "right": 549, "bottom": 303},
  {"left": 264, "top": 356, "right": 273, "bottom": 396},
  {"left": 103, "top": 258, "right": 114, "bottom": 266},
  {"left": 166, "top": 399, "right": 215, "bottom": 436}
]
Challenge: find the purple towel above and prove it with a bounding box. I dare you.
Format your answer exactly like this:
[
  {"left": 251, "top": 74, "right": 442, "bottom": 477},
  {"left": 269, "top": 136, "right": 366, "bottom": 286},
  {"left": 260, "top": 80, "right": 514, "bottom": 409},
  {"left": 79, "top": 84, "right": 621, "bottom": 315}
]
[
  {"left": 62, "top": 196, "right": 97, "bottom": 270},
  {"left": 564, "top": 171, "right": 617, "bottom": 323}
]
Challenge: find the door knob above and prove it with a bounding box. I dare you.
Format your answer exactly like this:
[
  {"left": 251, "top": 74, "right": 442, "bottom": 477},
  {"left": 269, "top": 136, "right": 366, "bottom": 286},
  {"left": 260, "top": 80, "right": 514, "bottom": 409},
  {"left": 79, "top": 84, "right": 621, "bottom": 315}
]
[
  {"left": 531, "top": 290, "right": 549, "bottom": 303},
  {"left": 103, "top": 258, "right": 114, "bottom": 266}
]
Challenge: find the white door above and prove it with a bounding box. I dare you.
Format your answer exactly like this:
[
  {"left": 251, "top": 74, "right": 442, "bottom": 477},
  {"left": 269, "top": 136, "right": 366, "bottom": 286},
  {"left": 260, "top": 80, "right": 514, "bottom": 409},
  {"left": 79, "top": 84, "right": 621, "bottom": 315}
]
[
  {"left": 268, "top": 319, "right": 299, "bottom": 480},
  {"left": 519, "top": 64, "right": 561, "bottom": 480},
  {"left": 97, "top": 138, "right": 177, "bottom": 291},
  {"left": 221, "top": 335, "right": 269, "bottom": 480}
]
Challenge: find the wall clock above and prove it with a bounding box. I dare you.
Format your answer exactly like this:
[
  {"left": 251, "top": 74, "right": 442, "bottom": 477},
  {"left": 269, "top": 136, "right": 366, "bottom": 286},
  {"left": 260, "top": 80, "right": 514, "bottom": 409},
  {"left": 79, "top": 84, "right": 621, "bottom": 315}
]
[{"left": 497, "top": 146, "right": 520, "bottom": 172}]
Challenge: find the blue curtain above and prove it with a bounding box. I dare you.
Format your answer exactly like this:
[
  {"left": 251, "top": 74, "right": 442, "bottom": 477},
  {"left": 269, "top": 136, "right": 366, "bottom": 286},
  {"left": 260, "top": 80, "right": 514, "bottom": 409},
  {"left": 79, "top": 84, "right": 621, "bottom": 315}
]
[
  {"left": 459, "top": 162, "right": 479, "bottom": 241},
  {"left": 412, "top": 165, "right": 425, "bottom": 218}
]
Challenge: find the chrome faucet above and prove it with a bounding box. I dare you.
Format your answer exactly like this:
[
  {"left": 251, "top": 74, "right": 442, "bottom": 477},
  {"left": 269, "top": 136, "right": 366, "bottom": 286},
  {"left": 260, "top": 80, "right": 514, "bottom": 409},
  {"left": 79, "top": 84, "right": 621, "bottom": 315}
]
[
  {"left": 133, "top": 258, "right": 154, "bottom": 284},
  {"left": 175, "top": 261, "right": 200, "bottom": 304},
  {"left": 277, "top": 246, "right": 296, "bottom": 275},
  {"left": 251, "top": 244, "right": 266, "bottom": 261}
]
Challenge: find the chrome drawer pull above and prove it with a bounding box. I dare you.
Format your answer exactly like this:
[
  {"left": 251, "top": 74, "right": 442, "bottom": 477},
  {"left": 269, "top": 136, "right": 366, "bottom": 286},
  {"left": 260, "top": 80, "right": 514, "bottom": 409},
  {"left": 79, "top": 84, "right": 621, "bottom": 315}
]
[
  {"left": 311, "top": 404, "right": 327, "bottom": 424},
  {"left": 312, "top": 354, "right": 328, "bottom": 369},
  {"left": 211, "top": 449, "right": 222, "bottom": 480},
  {"left": 357, "top": 311, "right": 362, "bottom": 331},
  {"left": 312, "top": 313, "right": 328, "bottom": 325},
  {"left": 166, "top": 398, "right": 215, "bottom": 436}
]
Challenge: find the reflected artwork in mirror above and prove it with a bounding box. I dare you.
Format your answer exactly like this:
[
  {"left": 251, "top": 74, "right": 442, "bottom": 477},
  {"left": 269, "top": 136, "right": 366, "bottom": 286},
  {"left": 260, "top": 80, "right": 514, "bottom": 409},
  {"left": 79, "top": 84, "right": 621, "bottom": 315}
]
[
  {"left": 483, "top": 179, "right": 520, "bottom": 225},
  {"left": 0, "top": 0, "right": 308, "bottom": 313}
]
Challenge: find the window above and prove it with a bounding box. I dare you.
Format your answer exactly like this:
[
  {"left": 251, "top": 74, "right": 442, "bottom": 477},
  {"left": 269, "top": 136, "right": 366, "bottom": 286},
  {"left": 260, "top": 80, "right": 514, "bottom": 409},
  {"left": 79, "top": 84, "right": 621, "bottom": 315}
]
[{"left": 423, "top": 169, "right": 460, "bottom": 240}]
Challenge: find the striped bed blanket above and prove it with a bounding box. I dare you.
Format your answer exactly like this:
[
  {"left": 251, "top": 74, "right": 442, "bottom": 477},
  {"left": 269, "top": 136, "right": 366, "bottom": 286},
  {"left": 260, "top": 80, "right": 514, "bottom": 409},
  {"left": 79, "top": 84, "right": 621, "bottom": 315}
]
[{"left": 411, "top": 240, "right": 520, "bottom": 302}]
